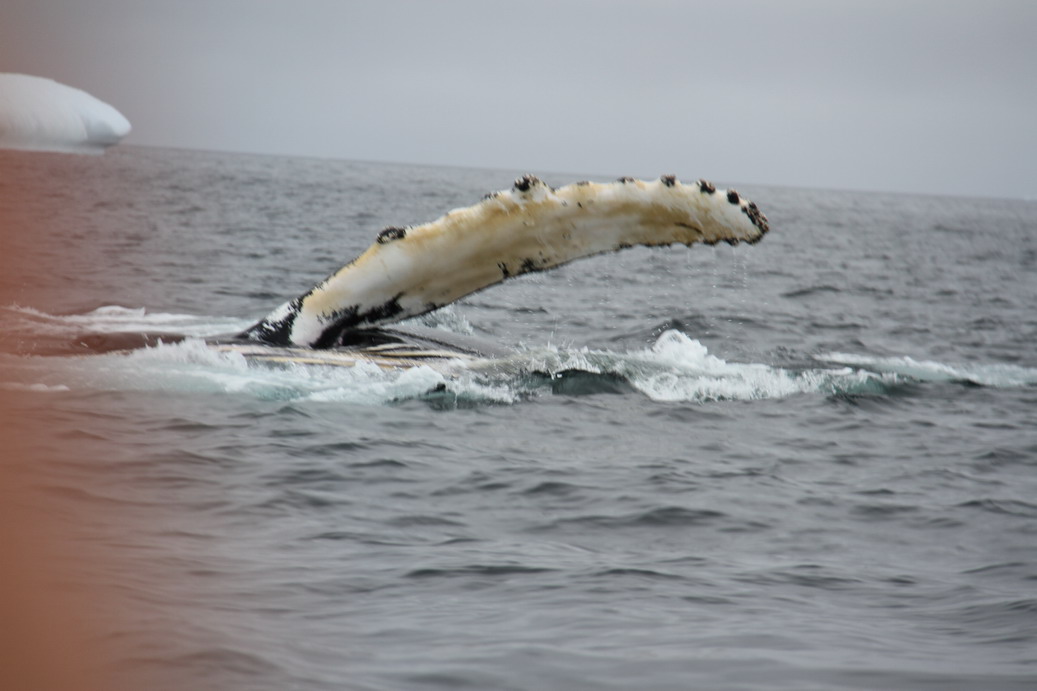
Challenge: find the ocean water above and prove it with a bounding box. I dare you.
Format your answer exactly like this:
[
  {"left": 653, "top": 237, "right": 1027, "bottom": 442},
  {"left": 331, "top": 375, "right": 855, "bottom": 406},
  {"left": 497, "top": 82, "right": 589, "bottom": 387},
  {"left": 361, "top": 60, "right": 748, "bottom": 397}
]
[{"left": 2, "top": 146, "right": 1036, "bottom": 690}]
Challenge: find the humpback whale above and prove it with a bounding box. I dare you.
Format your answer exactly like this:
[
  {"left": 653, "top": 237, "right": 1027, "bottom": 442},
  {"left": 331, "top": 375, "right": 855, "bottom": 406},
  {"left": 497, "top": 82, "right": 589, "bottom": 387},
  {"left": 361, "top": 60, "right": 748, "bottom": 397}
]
[
  {"left": 236, "top": 174, "right": 768, "bottom": 356},
  {"left": 69, "top": 174, "right": 768, "bottom": 369}
]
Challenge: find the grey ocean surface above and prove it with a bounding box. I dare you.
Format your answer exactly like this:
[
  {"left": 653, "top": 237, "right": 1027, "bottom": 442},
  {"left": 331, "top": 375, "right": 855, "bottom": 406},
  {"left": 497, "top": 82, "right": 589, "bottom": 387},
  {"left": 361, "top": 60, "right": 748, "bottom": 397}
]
[{"left": 3, "top": 146, "right": 1037, "bottom": 690}]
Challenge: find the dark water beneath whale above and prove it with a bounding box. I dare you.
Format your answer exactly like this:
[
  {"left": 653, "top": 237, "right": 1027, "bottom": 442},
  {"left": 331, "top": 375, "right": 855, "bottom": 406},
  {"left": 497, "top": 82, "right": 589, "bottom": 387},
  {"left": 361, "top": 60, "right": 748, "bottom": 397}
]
[{"left": 2, "top": 146, "right": 1037, "bottom": 690}]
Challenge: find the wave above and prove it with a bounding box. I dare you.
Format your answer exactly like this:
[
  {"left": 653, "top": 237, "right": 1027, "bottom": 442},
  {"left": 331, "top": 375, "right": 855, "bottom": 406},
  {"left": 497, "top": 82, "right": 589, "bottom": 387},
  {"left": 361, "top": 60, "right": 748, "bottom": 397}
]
[
  {"left": 816, "top": 352, "right": 1037, "bottom": 388},
  {"left": 1, "top": 303, "right": 250, "bottom": 339},
  {"left": 502, "top": 330, "right": 897, "bottom": 403},
  {"left": 5, "top": 305, "right": 1032, "bottom": 408}
]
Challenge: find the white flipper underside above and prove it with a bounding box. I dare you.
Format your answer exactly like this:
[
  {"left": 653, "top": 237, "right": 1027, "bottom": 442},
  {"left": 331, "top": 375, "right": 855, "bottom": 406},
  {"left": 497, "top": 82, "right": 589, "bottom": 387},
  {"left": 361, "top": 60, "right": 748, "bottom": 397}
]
[{"left": 242, "top": 175, "right": 769, "bottom": 348}]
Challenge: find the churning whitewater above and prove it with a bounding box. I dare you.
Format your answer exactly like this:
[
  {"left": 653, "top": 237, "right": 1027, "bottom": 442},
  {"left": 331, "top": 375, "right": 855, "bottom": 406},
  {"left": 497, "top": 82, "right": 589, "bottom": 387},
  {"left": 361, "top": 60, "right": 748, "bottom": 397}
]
[{"left": 9, "top": 303, "right": 1033, "bottom": 407}]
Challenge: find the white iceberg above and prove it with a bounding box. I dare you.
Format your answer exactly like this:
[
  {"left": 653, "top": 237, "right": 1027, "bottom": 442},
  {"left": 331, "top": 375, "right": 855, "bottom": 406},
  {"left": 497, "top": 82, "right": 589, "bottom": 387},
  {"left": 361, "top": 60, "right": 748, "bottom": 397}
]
[{"left": 0, "top": 73, "right": 131, "bottom": 153}]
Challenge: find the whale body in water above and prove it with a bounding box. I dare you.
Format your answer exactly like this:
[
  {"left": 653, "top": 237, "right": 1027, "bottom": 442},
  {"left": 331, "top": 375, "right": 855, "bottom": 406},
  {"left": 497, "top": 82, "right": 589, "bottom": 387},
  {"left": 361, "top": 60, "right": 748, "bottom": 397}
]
[{"left": 78, "top": 174, "right": 769, "bottom": 368}]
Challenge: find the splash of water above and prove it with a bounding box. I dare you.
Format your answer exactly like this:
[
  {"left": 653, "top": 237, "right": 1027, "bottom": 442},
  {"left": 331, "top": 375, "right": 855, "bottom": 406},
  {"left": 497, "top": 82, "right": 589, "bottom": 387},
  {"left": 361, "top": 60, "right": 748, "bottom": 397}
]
[{"left": 6, "top": 305, "right": 1032, "bottom": 407}]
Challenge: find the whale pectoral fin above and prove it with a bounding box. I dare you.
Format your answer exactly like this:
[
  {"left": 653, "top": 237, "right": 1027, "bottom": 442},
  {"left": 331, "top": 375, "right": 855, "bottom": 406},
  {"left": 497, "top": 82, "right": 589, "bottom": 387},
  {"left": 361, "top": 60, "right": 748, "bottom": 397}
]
[{"left": 241, "top": 175, "right": 769, "bottom": 348}]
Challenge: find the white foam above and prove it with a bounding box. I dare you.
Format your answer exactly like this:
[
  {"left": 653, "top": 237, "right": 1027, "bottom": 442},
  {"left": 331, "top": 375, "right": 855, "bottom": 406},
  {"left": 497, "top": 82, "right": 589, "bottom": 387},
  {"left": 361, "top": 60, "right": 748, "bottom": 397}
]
[
  {"left": 12, "top": 337, "right": 511, "bottom": 406},
  {"left": 3, "top": 304, "right": 250, "bottom": 339},
  {"left": 0, "top": 74, "right": 131, "bottom": 153},
  {"left": 1, "top": 306, "right": 506, "bottom": 405},
  {"left": 509, "top": 330, "right": 890, "bottom": 403},
  {"left": 7, "top": 306, "right": 1027, "bottom": 406},
  {"left": 617, "top": 331, "right": 878, "bottom": 402},
  {"left": 302, "top": 362, "right": 515, "bottom": 405},
  {"left": 817, "top": 353, "right": 1037, "bottom": 388}
]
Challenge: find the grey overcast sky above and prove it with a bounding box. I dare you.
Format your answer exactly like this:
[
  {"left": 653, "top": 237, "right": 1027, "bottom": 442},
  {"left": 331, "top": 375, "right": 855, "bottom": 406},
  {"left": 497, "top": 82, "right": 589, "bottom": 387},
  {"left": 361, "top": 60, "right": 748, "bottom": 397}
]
[{"left": 2, "top": 0, "right": 1035, "bottom": 198}]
